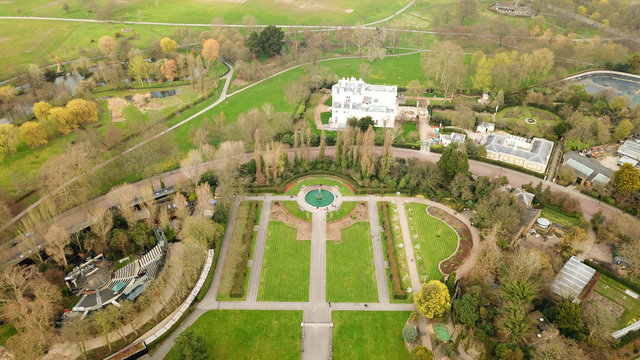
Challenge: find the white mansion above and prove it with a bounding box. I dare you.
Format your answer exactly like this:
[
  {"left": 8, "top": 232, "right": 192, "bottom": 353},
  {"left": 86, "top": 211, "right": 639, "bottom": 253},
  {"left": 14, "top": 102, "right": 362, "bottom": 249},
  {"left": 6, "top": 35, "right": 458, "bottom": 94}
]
[{"left": 330, "top": 77, "right": 397, "bottom": 128}]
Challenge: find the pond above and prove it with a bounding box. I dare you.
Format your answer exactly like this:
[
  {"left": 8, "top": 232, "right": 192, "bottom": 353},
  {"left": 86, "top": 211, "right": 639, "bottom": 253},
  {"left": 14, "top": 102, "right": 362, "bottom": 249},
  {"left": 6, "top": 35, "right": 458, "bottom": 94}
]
[
  {"left": 569, "top": 73, "right": 640, "bottom": 105},
  {"left": 151, "top": 89, "right": 179, "bottom": 99},
  {"left": 304, "top": 189, "right": 335, "bottom": 208}
]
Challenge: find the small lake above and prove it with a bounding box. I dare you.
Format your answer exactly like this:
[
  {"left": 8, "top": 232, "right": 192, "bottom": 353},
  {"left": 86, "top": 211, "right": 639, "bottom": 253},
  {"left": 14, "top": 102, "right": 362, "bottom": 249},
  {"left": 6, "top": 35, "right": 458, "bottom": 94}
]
[
  {"left": 151, "top": 89, "right": 179, "bottom": 98},
  {"left": 569, "top": 73, "right": 640, "bottom": 105}
]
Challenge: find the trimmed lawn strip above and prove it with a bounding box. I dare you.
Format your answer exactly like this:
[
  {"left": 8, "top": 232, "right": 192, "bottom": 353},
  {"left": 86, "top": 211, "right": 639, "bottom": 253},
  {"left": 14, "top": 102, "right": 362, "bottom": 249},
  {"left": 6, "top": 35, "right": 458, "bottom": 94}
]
[
  {"left": 165, "top": 310, "right": 302, "bottom": 360},
  {"left": 321, "top": 111, "right": 331, "bottom": 124},
  {"left": 328, "top": 201, "right": 357, "bottom": 222},
  {"left": 332, "top": 311, "right": 410, "bottom": 360},
  {"left": 258, "top": 222, "right": 310, "bottom": 302},
  {"left": 327, "top": 222, "right": 378, "bottom": 303},
  {"left": 230, "top": 201, "right": 259, "bottom": 298},
  {"left": 540, "top": 206, "right": 582, "bottom": 228},
  {"left": 217, "top": 202, "right": 251, "bottom": 301},
  {"left": 406, "top": 203, "right": 458, "bottom": 282},
  {"left": 284, "top": 201, "right": 311, "bottom": 221}
]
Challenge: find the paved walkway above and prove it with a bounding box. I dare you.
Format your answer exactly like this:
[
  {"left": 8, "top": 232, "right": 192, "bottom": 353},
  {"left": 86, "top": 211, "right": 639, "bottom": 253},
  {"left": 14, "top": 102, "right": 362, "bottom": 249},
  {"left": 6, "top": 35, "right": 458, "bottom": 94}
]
[{"left": 246, "top": 199, "right": 272, "bottom": 302}]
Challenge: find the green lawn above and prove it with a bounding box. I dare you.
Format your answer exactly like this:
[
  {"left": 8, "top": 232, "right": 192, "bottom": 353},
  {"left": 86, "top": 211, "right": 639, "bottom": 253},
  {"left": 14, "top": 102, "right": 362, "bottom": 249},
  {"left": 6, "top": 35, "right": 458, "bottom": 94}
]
[
  {"left": 283, "top": 201, "right": 311, "bottom": 221},
  {"left": 321, "top": 111, "right": 331, "bottom": 124},
  {"left": 285, "top": 177, "right": 355, "bottom": 195},
  {"left": 540, "top": 206, "right": 582, "bottom": 228},
  {"left": 405, "top": 203, "right": 458, "bottom": 282},
  {"left": 402, "top": 121, "right": 418, "bottom": 143},
  {"left": 332, "top": 311, "right": 410, "bottom": 360},
  {"left": 495, "top": 106, "right": 561, "bottom": 138},
  {"left": 165, "top": 310, "right": 302, "bottom": 360},
  {"left": 324, "top": 95, "right": 332, "bottom": 106},
  {"left": 328, "top": 201, "right": 357, "bottom": 222},
  {"left": 0, "top": 0, "right": 406, "bottom": 26},
  {"left": 0, "top": 323, "right": 16, "bottom": 346},
  {"left": 326, "top": 222, "right": 378, "bottom": 303},
  {"left": 258, "top": 221, "right": 310, "bottom": 302}
]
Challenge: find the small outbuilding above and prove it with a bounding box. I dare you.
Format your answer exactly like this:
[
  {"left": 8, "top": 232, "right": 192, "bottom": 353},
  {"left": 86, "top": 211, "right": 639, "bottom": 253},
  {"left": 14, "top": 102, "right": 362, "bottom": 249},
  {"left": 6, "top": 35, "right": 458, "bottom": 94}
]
[
  {"left": 536, "top": 217, "right": 551, "bottom": 229},
  {"left": 551, "top": 256, "right": 597, "bottom": 303},
  {"left": 476, "top": 121, "right": 495, "bottom": 134}
]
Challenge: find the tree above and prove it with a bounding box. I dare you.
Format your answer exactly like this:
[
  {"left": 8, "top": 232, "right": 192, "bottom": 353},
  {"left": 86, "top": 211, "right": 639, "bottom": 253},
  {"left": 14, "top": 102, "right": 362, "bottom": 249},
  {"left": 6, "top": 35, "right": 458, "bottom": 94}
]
[
  {"left": 402, "top": 323, "right": 419, "bottom": 343},
  {"left": 61, "top": 316, "right": 91, "bottom": 358},
  {"left": 550, "top": 300, "right": 584, "bottom": 337},
  {"left": 93, "top": 305, "right": 116, "bottom": 352},
  {"left": 410, "top": 346, "right": 434, "bottom": 360},
  {"left": 406, "top": 80, "right": 424, "bottom": 97},
  {"left": 438, "top": 143, "right": 469, "bottom": 181},
  {"left": 160, "top": 59, "right": 178, "bottom": 81},
  {"left": 247, "top": 31, "right": 260, "bottom": 58},
  {"left": 613, "top": 119, "right": 633, "bottom": 141},
  {"left": 173, "top": 328, "right": 208, "bottom": 360},
  {"left": 532, "top": 336, "right": 586, "bottom": 360},
  {"left": 183, "top": 216, "right": 224, "bottom": 248},
  {"left": 557, "top": 167, "right": 577, "bottom": 186},
  {"left": 44, "top": 224, "right": 69, "bottom": 267},
  {"left": 499, "top": 300, "right": 532, "bottom": 343},
  {"left": 611, "top": 163, "right": 640, "bottom": 204},
  {"left": 98, "top": 36, "right": 117, "bottom": 56},
  {"left": 215, "top": 141, "right": 249, "bottom": 215},
  {"left": 48, "top": 106, "right": 75, "bottom": 134},
  {"left": 33, "top": 102, "right": 52, "bottom": 122},
  {"left": 414, "top": 280, "right": 450, "bottom": 320},
  {"left": 582, "top": 302, "right": 615, "bottom": 344},
  {"left": 181, "top": 148, "right": 204, "bottom": 185},
  {"left": 359, "top": 62, "right": 372, "bottom": 80},
  {"left": 202, "top": 38, "right": 220, "bottom": 71},
  {"left": 458, "top": 0, "right": 478, "bottom": 25},
  {"left": 258, "top": 25, "right": 285, "bottom": 56},
  {"left": 160, "top": 37, "right": 178, "bottom": 54},
  {"left": 62, "top": 2, "right": 69, "bottom": 13},
  {"left": 453, "top": 293, "right": 479, "bottom": 326},
  {"left": 129, "top": 56, "right": 151, "bottom": 86},
  {"left": 0, "top": 124, "right": 19, "bottom": 155},
  {"left": 67, "top": 99, "right": 98, "bottom": 126}
]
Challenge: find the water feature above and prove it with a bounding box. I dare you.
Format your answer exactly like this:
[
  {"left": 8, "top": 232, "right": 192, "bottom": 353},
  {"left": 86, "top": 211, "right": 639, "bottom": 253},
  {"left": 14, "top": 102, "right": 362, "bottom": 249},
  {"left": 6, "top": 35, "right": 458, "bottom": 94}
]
[
  {"left": 151, "top": 89, "right": 179, "bottom": 98},
  {"left": 304, "top": 189, "right": 335, "bottom": 208},
  {"left": 569, "top": 73, "right": 640, "bottom": 105}
]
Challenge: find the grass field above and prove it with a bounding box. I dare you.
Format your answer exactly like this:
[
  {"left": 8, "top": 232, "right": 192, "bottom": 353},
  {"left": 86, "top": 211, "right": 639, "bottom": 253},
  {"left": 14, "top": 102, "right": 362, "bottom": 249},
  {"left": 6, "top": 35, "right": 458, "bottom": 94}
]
[
  {"left": 332, "top": 311, "right": 410, "bottom": 360},
  {"left": 405, "top": 203, "right": 458, "bottom": 281},
  {"left": 326, "top": 222, "right": 378, "bottom": 303},
  {"left": 164, "top": 310, "right": 302, "bottom": 360},
  {"left": 321, "top": 111, "right": 331, "bottom": 124},
  {"left": 258, "top": 221, "right": 310, "bottom": 302},
  {"left": 286, "top": 176, "right": 355, "bottom": 195},
  {"left": 0, "top": 0, "right": 407, "bottom": 26},
  {"left": 540, "top": 206, "right": 582, "bottom": 228}
]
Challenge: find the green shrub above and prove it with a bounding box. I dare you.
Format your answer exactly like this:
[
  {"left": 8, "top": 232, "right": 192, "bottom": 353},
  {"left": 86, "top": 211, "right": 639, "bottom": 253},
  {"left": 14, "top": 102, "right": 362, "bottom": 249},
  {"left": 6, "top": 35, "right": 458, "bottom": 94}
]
[
  {"left": 230, "top": 201, "right": 259, "bottom": 298},
  {"left": 410, "top": 346, "right": 434, "bottom": 360},
  {"left": 402, "top": 323, "right": 419, "bottom": 343}
]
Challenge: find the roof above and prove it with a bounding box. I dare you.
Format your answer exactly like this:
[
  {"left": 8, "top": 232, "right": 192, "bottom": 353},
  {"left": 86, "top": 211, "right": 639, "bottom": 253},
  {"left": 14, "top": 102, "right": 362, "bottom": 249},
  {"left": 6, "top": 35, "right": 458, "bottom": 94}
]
[
  {"left": 482, "top": 134, "right": 553, "bottom": 165},
  {"left": 440, "top": 132, "right": 466, "bottom": 144},
  {"left": 619, "top": 156, "right": 638, "bottom": 166},
  {"left": 478, "top": 121, "right": 495, "bottom": 129},
  {"left": 563, "top": 152, "right": 613, "bottom": 184},
  {"left": 513, "top": 188, "right": 535, "bottom": 207},
  {"left": 551, "top": 256, "right": 596, "bottom": 302},
  {"left": 618, "top": 140, "right": 640, "bottom": 160}
]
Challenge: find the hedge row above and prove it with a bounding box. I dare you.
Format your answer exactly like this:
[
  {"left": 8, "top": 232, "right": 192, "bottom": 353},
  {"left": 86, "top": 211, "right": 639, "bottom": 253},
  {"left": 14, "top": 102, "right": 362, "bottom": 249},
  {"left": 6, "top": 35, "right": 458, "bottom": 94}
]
[
  {"left": 230, "top": 201, "right": 259, "bottom": 298},
  {"left": 379, "top": 202, "right": 406, "bottom": 300},
  {"left": 583, "top": 260, "right": 640, "bottom": 296}
]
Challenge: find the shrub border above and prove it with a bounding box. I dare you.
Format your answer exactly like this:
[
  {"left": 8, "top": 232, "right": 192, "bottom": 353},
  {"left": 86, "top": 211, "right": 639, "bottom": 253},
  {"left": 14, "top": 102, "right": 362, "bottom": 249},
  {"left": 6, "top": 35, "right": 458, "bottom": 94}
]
[{"left": 379, "top": 202, "right": 406, "bottom": 299}]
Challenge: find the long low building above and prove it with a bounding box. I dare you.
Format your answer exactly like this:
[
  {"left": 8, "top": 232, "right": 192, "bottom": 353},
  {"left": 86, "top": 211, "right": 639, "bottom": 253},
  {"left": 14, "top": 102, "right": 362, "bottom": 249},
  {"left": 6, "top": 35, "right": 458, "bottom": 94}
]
[
  {"left": 330, "top": 77, "right": 397, "bottom": 128},
  {"left": 480, "top": 134, "right": 554, "bottom": 173},
  {"left": 563, "top": 151, "right": 613, "bottom": 185}
]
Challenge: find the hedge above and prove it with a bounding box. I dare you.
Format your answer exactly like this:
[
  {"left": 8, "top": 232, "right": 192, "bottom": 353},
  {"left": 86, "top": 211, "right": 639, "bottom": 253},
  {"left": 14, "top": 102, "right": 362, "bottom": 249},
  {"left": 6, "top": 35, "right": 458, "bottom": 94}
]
[
  {"left": 379, "top": 202, "right": 406, "bottom": 299},
  {"left": 230, "top": 201, "right": 259, "bottom": 298},
  {"left": 583, "top": 260, "right": 640, "bottom": 296}
]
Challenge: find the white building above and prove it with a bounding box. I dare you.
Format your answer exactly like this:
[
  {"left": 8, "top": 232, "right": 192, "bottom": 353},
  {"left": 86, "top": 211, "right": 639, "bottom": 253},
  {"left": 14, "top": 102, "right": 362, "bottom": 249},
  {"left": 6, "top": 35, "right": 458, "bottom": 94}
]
[
  {"left": 476, "top": 121, "right": 495, "bottom": 134},
  {"left": 330, "top": 77, "right": 397, "bottom": 128},
  {"left": 439, "top": 132, "right": 466, "bottom": 146}
]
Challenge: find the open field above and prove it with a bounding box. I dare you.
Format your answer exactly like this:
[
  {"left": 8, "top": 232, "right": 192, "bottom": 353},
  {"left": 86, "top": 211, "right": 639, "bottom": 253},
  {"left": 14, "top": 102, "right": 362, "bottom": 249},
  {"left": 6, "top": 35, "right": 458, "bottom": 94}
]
[
  {"left": 326, "top": 222, "right": 378, "bottom": 303},
  {"left": 164, "top": 310, "right": 302, "bottom": 360},
  {"left": 0, "top": 0, "right": 407, "bottom": 25},
  {"left": 405, "top": 203, "right": 458, "bottom": 281},
  {"left": 0, "top": 20, "right": 206, "bottom": 78},
  {"left": 332, "top": 311, "right": 410, "bottom": 360},
  {"left": 258, "top": 221, "right": 310, "bottom": 302}
]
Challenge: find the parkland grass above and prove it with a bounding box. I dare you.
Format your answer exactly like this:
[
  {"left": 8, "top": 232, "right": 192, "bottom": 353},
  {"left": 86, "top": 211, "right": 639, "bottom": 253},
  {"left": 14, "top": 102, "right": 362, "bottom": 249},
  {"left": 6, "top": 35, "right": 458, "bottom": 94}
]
[
  {"left": 332, "top": 311, "right": 411, "bottom": 360},
  {"left": 164, "top": 310, "right": 302, "bottom": 360},
  {"left": 405, "top": 203, "right": 458, "bottom": 281},
  {"left": 326, "top": 222, "right": 378, "bottom": 303},
  {"left": 258, "top": 221, "right": 310, "bottom": 302}
]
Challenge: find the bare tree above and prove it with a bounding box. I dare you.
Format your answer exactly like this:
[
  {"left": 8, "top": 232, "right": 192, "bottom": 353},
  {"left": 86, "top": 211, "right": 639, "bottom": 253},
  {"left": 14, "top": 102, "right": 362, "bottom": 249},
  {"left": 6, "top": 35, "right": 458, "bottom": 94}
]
[
  {"left": 180, "top": 148, "right": 204, "bottom": 186},
  {"left": 89, "top": 207, "right": 113, "bottom": 254},
  {"left": 61, "top": 316, "right": 91, "bottom": 358},
  {"left": 44, "top": 224, "right": 69, "bottom": 267},
  {"left": 108, "top": 184, "right": 137, "bottom": 227}
]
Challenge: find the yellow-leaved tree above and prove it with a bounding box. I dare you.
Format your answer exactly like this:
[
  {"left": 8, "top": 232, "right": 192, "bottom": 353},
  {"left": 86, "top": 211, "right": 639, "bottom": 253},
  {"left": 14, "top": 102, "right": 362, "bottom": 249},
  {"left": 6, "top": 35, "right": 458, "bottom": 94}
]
[
  {"left": 160, "top": 37, "right": 178, "bottom": 54},
  {"left": 66, "top": 99, "right": 98, "bottom": 126},
  {"left": 414, "top": 280, "right": 450, "bottom": 320},
  {"left": 20, "top": 121, "right": 48, "bottom": 148}
]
